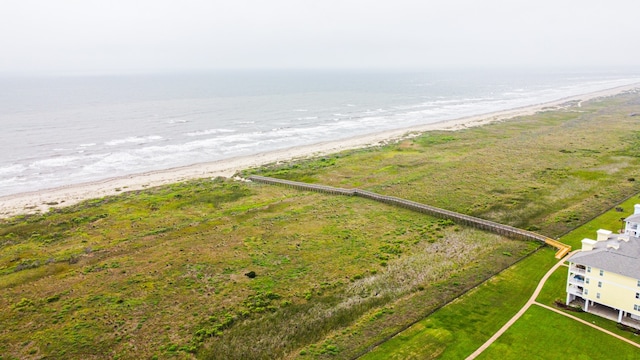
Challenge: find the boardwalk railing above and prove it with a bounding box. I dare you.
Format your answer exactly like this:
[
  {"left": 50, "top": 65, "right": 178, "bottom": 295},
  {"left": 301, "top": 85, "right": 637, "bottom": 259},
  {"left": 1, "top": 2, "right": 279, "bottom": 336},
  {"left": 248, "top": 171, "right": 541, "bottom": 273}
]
[{"left": 248, "top": 175, "right": 571, "bottom": 258}]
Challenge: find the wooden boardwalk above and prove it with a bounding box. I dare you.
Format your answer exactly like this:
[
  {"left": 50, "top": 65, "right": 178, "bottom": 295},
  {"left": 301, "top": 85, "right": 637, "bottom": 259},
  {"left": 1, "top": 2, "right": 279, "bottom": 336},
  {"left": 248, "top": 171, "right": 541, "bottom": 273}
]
[{"left": 248, "top": 175, "right": 571, "bottom": 258}]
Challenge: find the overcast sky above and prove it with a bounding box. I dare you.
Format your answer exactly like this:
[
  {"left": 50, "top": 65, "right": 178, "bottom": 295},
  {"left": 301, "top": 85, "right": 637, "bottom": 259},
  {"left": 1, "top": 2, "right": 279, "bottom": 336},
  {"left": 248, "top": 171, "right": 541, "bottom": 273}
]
[{"left": 1, "top": 0, "right": 639, "bottom": 75}]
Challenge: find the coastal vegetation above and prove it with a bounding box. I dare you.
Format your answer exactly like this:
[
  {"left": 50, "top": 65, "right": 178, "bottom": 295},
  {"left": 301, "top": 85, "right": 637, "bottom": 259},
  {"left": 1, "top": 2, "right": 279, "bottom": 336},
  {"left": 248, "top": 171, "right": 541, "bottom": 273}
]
[
  {"left": 364, "top": 195, "right": 640, "bottom": 358},
  {"left": 0, "top": 179, "right": 527, "bottom": 359},
  {"left": 1, "top": 91, "right": 639, "bottom": 359},
  {"left": 248, "top": 92, "right": 640, "bottom": 238},
  {"left": 361, "top": 247, "right": 558, "bottom": 360}
]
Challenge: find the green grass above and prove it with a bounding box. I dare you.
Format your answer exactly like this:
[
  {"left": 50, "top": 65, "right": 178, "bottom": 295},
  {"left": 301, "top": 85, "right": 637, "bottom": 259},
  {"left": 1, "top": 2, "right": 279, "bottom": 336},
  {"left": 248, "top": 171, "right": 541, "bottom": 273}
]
[
  {"left": 477, "top": 305, "right": 640, "bottom": 360},
  {"left": 2, "top": 92, "right": 640, "bottom": 359},
  {"left": 361, "top": 248, "right": 558, "bottom": 360},
  {"left": 249, "top": 94, "right": 640, "bottom": 238},
  {"left": 469, "top": 195, "right": 640, "bottom": 359},
  {"left": 535, "top": 266, "right": 640, "bottom": 347},
  {"left": 556, "top": 194, "right": 640, "bottom": 249},
  {"left": 532, "top": 196, "right": 640, "bottom": 346},
  {"left": 363, "top": 185, "right": 640, "bottom": 360},
  {"left": 0, "top": 179, "right": 528, "bottom": 359},
  {"left": 535, "top": 266, "right": 568, "bottom": 306}
]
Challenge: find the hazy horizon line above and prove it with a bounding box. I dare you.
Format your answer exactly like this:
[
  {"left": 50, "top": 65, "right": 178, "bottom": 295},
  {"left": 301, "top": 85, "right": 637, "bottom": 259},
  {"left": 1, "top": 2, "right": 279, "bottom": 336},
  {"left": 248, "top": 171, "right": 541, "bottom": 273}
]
[{"left": 3, "top": 65, "right": 640, "bottom": 79}]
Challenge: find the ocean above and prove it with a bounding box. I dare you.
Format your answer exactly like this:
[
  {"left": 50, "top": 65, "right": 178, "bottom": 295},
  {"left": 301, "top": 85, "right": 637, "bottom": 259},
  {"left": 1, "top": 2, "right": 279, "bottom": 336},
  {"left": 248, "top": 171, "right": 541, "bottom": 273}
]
[{"left": 1, "top": 69, "right": 639, "bottom": 197}]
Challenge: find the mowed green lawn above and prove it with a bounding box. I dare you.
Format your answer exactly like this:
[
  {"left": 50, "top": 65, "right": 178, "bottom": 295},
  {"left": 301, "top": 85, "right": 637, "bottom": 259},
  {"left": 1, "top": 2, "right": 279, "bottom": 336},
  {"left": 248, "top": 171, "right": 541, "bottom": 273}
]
[
  {"left": 478, "top": 195, "right": 640, "bottom": 359},
  {"left": 535, "top": 265, "right": 640, "bottom": 345},
  {"left": 477, "top": 305, "right": 640, "bottom": 360},
  {"left": 361, "top": 248, "right": 557, "bottom": 360},
  {"left": 2, "top": 92, "right": 640, "bottom": 359},
  {"left": 363, "top": 195, "right": 640, "bottom": 359},
  {"left": 538, "top": 194, "right": 640, "bottom": 308}
]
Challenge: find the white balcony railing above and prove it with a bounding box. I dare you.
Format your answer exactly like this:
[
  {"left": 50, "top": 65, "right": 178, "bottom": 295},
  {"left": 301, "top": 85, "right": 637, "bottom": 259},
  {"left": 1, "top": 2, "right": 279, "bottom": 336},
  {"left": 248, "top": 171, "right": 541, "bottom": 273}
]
[
  {"left": 570, "top": 265, "right": 586, "bottom": 275},
  {"left": 569, "top": 277, "right": 585, "bottom": 285},
  {"left": 567, "top": 285, "right": 583, "bottom": 296}
]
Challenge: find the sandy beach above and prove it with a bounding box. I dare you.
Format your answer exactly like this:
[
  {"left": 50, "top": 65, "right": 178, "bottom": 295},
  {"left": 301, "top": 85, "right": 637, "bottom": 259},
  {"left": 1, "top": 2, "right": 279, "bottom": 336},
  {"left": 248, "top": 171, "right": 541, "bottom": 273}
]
[{"left": 1, "top": 82, "right": 638, "bottom": 219}]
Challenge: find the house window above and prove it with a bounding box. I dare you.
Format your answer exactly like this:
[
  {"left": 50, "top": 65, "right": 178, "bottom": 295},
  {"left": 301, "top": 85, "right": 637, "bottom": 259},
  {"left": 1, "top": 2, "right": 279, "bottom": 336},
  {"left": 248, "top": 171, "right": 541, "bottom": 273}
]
[
  {"left": 600, "top": 269, "right": 604, "bottom": 276},
  {"left": 637, "top": 280, "right": 640, "bottom": 287},
  {"left": 586, "top": 278, "right": 590, "bottom": 284},
  {"left": 597, "top": 293, "right": 601, "bottom": 299},
  {"left": 635, "top": 304, "right": 640, "bottom": 311},
  {"left": 636, "top": 293, "right": 640, "bottom": 299},
  {"left": 587, "top": 266, "right": 591, "bottom": 273},
  {"left": 598, "top": 281, "right": 602, "bottom": 288},
  {"left": 585, "top": 289, "right": 589, "bottom": 295}
]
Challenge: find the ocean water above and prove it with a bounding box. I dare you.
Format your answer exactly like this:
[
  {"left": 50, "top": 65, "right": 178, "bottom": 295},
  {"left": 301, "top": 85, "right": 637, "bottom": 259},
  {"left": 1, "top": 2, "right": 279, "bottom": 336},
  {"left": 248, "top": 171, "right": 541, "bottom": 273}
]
[{"left": 1, "top": 69, "right": 639, "bottom": 197}]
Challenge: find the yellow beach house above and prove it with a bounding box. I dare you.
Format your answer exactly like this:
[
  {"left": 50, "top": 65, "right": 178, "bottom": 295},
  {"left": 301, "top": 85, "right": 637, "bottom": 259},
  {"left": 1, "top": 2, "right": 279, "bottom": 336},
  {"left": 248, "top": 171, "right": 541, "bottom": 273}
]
[{"left": 566, "top": 204, "right": 640, "bottom": 327}]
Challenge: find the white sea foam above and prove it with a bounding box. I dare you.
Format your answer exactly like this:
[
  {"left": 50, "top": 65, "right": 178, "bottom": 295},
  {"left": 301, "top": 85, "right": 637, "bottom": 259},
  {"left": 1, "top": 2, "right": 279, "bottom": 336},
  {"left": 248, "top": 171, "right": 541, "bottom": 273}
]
[
  {"left": 30, "top": 156, "right": 80, "bottom": 169},
  {"left": 1, "top": 71, "right": 639, "bottom": 197},
  {"left": 0, "top": 175, "right": 19, "bottom": 182},
  {"left": 185, "top": 129, "right": 236, "bottom": 137},
  {"left": 0, "top": 164, "right": 27, "bottom": 176},
  {"left": 81, "top": 152, "right": 142, "bottom": 174},
  {"left": 105, "top": 135, "right": 164, "bottom": 146}
]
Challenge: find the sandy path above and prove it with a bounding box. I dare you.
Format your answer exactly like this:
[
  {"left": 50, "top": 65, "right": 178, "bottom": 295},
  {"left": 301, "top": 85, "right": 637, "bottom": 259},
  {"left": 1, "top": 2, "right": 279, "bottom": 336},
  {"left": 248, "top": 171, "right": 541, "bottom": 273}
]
[
  {"left": 466, "top": 250, "right": 640, "bottom": 358},
  {"left": 464, "top": 251, "right": 574, "bottom": 359},
  {"left": 1, "top": 83, "right": 638, "bottom": 219},
  {"left": 534, "top": 302, "right": 640, "bottom": 349}
]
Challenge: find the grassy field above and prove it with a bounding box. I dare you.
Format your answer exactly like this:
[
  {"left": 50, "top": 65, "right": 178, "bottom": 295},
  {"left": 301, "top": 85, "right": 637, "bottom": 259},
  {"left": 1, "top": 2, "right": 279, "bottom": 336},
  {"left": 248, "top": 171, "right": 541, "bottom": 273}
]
[
  {"left": 475, "top": 194, "right": 640, "bottom": 358},
  {"left": 537, "top": 194, "right": 640, "bottom": 309},
  {"left": 0, "top": 180, "right": 529, "bottom": 359},
  {"left": 249, "top": 92, "right": 640, "bottom": 238},
  {"left": 477, "top": 305, "right": 640, "bottom": 360},
  {"left": 532, "top": 194, "right": 640, "bottom": 345},
  {"left": 1, "top": 92, "right": 640, "bottom": 359},
  {"left": 361, "top": 176, "right": 640, "bottom": 359},
  {"left": 366, "top": 191, "right": 640, "bottom": 360},
  {"left": 554, "top": 193, "right": 640, "bottom": 249},
  {"left": 534, "top": 266, "right": 640, "bottom": 343},
  {"left": 361, "top": 248, "right": 557, "bottom": 360}
]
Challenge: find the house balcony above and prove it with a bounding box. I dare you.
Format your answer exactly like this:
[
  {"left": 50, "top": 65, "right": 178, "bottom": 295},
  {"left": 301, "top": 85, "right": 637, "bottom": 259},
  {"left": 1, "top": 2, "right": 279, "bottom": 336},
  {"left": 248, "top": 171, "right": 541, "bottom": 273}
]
[
  {"left": 569, "top": 276, "right": 585, "bottom": 286},
  {"left": 567, "top": 284, "right": 583, "bottom": 296},
  {"left": 569, "top": 265, "right": 586, "bottom": 276}
]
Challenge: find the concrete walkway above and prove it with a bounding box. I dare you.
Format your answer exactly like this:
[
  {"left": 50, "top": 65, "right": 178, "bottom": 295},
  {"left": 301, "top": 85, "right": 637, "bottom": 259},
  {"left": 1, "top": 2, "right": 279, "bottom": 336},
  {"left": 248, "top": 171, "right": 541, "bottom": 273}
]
[
  {"left": 465, "top": 252, "right": 575, "bottom": 359},
  {"left": 466, "top": 250, "right": 640, "bottom": 359}
]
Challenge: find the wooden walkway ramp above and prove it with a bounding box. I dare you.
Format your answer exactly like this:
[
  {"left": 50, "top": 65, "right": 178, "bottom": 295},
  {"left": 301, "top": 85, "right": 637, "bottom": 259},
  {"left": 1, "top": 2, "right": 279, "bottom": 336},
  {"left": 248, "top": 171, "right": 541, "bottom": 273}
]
[
  {"left": 544, "top": 238, "right": 572, "bottom": 259},
  {"left": 248, "top": 175, "right": 571, "bottom": 258}
]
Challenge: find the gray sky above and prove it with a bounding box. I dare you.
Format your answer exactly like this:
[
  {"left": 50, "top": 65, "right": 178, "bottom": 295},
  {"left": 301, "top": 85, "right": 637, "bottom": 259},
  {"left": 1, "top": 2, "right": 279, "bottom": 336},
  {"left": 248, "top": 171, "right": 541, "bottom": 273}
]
[{"left": 1, "top": 0, "right": 639, "bottom": 75}]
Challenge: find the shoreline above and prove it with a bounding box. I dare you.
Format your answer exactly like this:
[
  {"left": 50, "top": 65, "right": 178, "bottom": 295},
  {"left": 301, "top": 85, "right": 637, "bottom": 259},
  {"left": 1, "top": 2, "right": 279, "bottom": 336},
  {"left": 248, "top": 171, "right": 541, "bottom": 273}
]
[{"left": 1, "top": 82, "right": 639, "bottom": 219}]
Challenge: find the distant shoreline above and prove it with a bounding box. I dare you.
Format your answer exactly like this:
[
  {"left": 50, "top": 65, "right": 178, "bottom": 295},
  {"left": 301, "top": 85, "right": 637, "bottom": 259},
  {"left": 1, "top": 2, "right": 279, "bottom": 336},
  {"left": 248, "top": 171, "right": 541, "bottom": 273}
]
[{"left": 1, "top": 82, "right": 638, "bottom": 219}]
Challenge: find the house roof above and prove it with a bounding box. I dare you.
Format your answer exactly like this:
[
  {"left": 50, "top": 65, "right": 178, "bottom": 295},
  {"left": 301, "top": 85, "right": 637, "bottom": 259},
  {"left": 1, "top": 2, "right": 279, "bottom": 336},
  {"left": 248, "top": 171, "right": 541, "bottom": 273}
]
[
  {"left": 569, "top": 235, "right": 640, "bottom": 279},
  {"left": 626, "top": 214, "right": 640, "bottom": 223}
]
